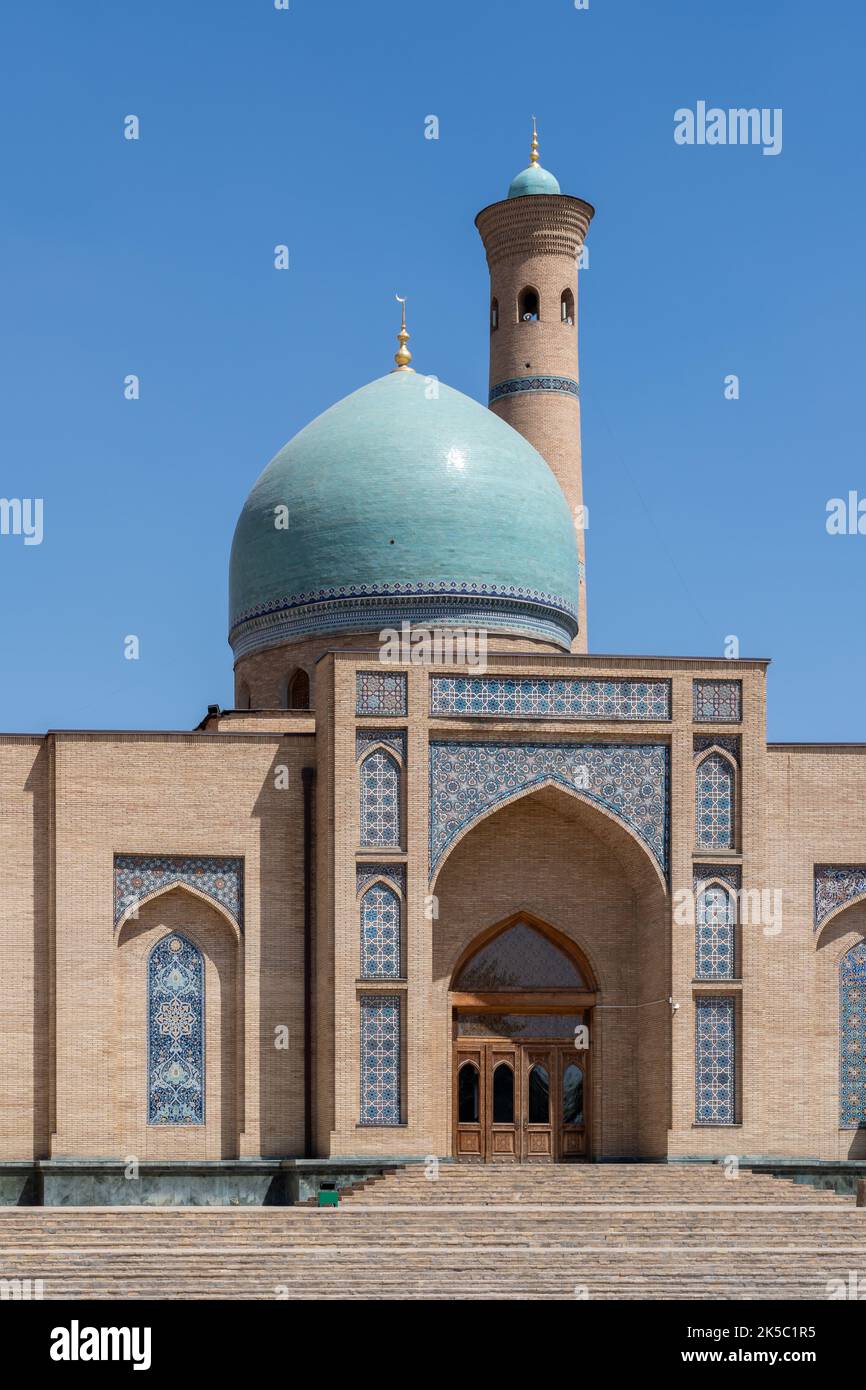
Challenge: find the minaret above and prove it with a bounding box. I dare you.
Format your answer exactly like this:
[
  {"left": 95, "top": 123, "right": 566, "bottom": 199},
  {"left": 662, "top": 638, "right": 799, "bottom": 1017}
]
[{"left": 476, "top": 121, "right": 594, "bottom": 650}]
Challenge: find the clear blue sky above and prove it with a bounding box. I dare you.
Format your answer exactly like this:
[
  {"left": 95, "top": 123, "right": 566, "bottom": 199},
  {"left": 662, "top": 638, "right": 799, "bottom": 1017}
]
[{"left": 1, "top": 0, "right": 863, "bottom": 738}]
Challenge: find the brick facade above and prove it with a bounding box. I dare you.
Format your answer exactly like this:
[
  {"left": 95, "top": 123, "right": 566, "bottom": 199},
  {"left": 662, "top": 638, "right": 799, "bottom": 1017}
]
[{"left": 2, "top": 654, "right": 863, "bottom": 1168}]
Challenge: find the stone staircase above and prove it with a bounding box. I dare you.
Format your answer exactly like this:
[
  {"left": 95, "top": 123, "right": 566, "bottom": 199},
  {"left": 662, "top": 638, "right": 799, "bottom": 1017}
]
[{"left": 0, "top": 1164, "right": 863, "bottom": 1300}]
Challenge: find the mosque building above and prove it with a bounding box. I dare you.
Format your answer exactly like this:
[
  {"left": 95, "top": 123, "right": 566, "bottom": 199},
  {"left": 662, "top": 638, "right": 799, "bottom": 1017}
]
[{"left": 1, "top": 128, "right": 864, "bottom": 1203}]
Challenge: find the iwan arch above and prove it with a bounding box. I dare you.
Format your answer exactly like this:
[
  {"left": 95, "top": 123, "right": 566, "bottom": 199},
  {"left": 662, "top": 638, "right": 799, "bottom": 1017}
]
[{"left": 1, "top": 131, "right": 865, "bottom": 1203}]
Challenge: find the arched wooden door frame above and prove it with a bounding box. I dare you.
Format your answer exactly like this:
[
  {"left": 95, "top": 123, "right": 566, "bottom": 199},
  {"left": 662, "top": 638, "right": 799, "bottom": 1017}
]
[{"left": 450, "top": 911, "right": 597, "bottom": 1163}]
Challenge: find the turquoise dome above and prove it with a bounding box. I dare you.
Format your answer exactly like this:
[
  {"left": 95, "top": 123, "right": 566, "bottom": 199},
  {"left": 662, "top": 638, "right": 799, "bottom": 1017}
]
[
  {"left": 229, "top": 371, "right": 580, "bottom": 655},
  {"left": 508, "top": 163, "right": 561, "bottom": 198}
]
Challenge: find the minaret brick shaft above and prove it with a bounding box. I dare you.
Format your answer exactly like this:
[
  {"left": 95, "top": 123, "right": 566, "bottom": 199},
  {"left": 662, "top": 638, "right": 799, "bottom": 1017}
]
[{"left": 476, "top": 174, "right": 593, "bottom": 650}]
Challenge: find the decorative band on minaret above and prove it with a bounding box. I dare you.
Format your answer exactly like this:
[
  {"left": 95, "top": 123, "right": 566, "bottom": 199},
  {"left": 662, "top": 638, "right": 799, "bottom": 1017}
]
[{"left": 476, "top": 122, "right": 594, "bottom": 651}]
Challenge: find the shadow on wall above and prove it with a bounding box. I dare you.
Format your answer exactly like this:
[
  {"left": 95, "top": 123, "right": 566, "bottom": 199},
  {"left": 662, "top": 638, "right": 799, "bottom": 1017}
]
[
  {"left": 252, "top": 745, "right": 310, "bottom": 1156},
  {"left": 432, "top": 783, "right": 670, "bottom": 1159},
  {"left": 25, "top": 743, "right": 51, "bottom": 1159}
]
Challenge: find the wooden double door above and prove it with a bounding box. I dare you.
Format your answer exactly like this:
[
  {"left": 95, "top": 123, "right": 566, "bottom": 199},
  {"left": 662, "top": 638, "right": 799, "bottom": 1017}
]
[{"left": 454, "top": 1039, "right": 589, "bottom": 1163}]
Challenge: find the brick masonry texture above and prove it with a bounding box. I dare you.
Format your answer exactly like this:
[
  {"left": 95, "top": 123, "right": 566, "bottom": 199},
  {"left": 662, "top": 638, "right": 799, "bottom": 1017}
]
[
  {"left": 1, "top": 652, "right": 865, "bottom": 1166},
  {"left": 477, "top": 193, "right": 593, "bottom": 650}
]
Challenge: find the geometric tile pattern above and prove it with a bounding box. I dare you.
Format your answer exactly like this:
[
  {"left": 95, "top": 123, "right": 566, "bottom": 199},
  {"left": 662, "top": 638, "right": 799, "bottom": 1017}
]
[
  {"left": 355, "top": 729, "right": 407, "bottom": 761},
  {"left": 695, "top": 995, "right": 736, "bottom": 1125},
  {"left": 147, "top": 933, "right": 205, "bottom": 1125},
  {"left": 234, "top": 584, "right": 579, "bottom": 654},
  {"left": 360, "top": 883, "right": 401, "bottom": 979},
  {"left": 489, "top": 375, "right": 580, "bottom": 404},
  {"left": 115, "top": 854, "right": 244, "bottom": 930},
  {"left": 454, "top": 922, "right": 585, "bottom": 990},
  {"left": 694, "top": 863, "right": 741, "bottom": 894},
  {"left": 356, "top": 863, "right": 407, "bottom": 896},
  {"left": 430, "top": 741, "right": 669, "bottom": 876},
  {"left": 696, "top": 753, "right": 734, "bottom": 850},
  {"left": 360, "top": 750, "right": 401, "bottom": 848},
  {"left": 815, "top": 865, "right": 866, "bottom": 930},
  {"left": 359, "top": 995, "right": 402, "bottom": 1125},
  {"left": 356, "top": 671, "right": 408, "bottom": 717},
  {"left": 694, "top": 733, "right": 741, "bottom": 764},
  {"left": 430, "top": 676, "right": 671, "bottom": 721},
  {"left": 840, "top": 942, "right": 866, "bottom": 1129},
  {"left": 695, "top": 883, "right": 736, "bottom": 980},
  {"left": 693, "top": 679, "right": 742, "bottom": 723}
]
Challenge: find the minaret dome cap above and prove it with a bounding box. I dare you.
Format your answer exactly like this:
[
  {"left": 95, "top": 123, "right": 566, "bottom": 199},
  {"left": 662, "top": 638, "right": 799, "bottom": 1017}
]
[{"left": 507, "top": 116, "right": 561, "bottom": 198}]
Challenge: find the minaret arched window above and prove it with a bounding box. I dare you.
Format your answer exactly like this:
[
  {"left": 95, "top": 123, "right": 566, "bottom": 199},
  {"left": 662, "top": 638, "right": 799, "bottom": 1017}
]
[
  {"left": 561, "top": 288, "right": 575, "bottom": 325},
  {"left": 288, "top": 669, "right": 310, "bottom": 710},
  {"left": 490, "top": 297, "right": 499, "bottom": 332},
  {"left": 236, "top": 681, "right": 251, "bottom": 711},
  {"left": 518, "top": 287, "right": 540, "bottom": 322}
]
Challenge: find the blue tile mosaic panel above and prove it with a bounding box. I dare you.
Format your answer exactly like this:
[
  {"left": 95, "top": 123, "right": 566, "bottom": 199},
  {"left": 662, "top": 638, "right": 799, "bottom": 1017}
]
[
  {"left": 360, "top": 883, "right": 402, "bottom": 979},
  {"left": 696, "top": 753, "right": 734, "bottom": 850},
  {"left": 356, "top": 863, "right": 407, "bottom": 896},
  {"left": 694, "top": 863, "right": 741, "bottom": 894},
  {"left": 694, "top": 734, "right": 740, "bottom": 764},
  {"left": 360, "top": 749, "right": 401, "bottom": 847},
  {"left": 148, "top": 934, "right": 205, "bottom": 1125},
  {"left": 695, "top": 884, "right": 736, "bottom": 980},
  {"left": 693, "top": 679, "right": 742, "bottom": 723},
  {"left": 355, "top": 729, "right": 406, "bottom": 761},
  {"left": 489, "top": 375, "right": 580, "bottom": 404},
  {"left": 359, "top": 995, "right": 402, "bottom": 1125},
  {"left": 235, "top": 583, "right": 578, "bottom": 651},
  {"left": 356, "top": 671, "right": 407, "bottom": 716},
  {"left": 815, "top": 866, "right": 866, "bottom": 930},
  {"left": 429, "top": 741, "right": 669, "bottom": 876},
  {"left": 115, "top": 855, "right": 243, "bottom": 930},
  {"left": 430, "top": 676, "right": 671, "bottom": 721},
  {"left": 840, "top": 943, "right": 866, "bottom": 1128},
  {"left": 695, "top": 996, "right": 736, "bottom": 1125}
]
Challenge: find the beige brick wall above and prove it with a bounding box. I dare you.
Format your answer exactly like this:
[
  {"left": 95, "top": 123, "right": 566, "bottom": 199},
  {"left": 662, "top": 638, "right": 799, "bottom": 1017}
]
[
  {"left": 2, "top": 649, "right": 865, "bottom": 1168},
  {"left": 46, "top": 729, "right": 312, "bottom": 1160},
  {"left": 234, "top": 631, "right": 561, "bottom": 712},
  {"left": 0, "top": 737, "right": 48, "bottom": 1160},
  {"left": 314, "top": 650, "right": 862, "bottom": 1163}
]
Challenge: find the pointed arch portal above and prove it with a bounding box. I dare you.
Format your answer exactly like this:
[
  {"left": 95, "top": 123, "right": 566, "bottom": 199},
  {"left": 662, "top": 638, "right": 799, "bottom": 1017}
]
[{"left": 451, "top": 913, "right": 596, "bottom": 1164}]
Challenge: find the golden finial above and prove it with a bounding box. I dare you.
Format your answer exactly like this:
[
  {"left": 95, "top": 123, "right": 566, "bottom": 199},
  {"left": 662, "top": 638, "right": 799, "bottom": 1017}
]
[
  {"left": 393, "top": 294, "right": 413, "bottom": 371},
  {"left": 530, "top": 115, "right": 540, "bottom": 166}
]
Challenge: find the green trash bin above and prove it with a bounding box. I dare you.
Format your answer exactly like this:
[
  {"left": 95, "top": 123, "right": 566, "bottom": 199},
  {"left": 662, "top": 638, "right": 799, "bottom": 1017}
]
[{"left": 317, "top": 1185, "right": 339, "bottom": 1208}]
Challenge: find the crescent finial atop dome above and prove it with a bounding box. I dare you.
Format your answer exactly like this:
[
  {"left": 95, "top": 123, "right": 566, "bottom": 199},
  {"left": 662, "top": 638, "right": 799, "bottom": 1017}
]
[{"left": 393, "top": 295, "right": 414, "bottom": 372}]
